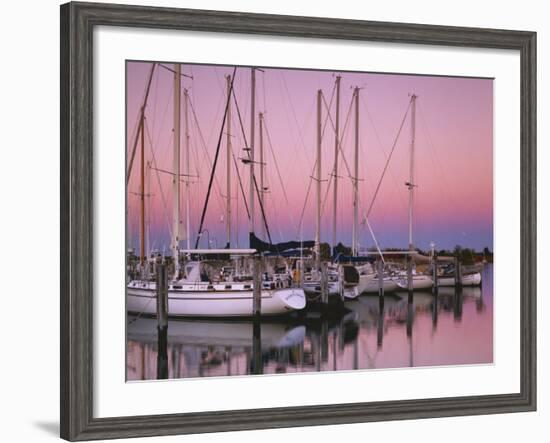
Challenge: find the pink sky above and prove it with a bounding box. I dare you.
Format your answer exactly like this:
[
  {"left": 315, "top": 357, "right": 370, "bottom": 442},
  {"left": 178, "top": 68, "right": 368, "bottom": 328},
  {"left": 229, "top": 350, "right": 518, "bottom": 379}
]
[{"left": 127, "top": 61, "right": 493, "bottom": 253}]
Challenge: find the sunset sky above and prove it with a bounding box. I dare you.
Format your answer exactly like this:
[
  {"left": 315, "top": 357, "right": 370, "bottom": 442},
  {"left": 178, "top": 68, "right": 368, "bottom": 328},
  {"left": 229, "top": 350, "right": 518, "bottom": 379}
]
[{"left": 126, "top": 61, "right": 493, "bottom": 253}]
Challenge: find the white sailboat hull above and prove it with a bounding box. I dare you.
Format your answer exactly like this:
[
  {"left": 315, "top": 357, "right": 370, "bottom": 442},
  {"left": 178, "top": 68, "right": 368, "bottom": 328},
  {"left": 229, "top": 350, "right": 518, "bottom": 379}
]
[
  {"left": 395, "top": 275, "right": 434, "bottom": 290},
  {"left": 438, "top": 272, "right": 482, "bottom": 287},
  {"left": 127, "top": 283, "right": 306, "bottom": 317},
  {"left": 357, "top": 274, "right": 400, "bottom": 294}
]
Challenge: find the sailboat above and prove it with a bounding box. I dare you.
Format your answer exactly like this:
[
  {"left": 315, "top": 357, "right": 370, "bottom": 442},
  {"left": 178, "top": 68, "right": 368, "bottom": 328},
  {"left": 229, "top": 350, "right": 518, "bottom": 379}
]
[
  {"left": 433, "top": 255, "right": 483, "bottom": 287},
  {"left": 342, "top": 86, "right": 399, "bottom": 296},
  {"left": 393, "top": 94, "right": 433, "bottom": 291},
  {"left": 355, "top": 263, "right": 399, "bottom": 293},
  {"left": 437, "top": 265, "right": 482, "bottom": 287},
  {"left": 127, "top": 65, "right": 306, "bottom": 317},
  {"left": 127, "top": 250, "right": 306, "bottom": 317},
  {"left": 394, "top": 270, "right": 434, "bottom": 290},
  {"left": 298, "top": 85, "right": 353, "bottom": 304}
]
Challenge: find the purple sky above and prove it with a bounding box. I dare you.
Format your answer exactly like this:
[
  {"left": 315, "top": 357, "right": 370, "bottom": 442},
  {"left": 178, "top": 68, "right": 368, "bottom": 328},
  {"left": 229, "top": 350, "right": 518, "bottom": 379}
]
[{"left": 127, "top": 61, "right": 493, "bottom": 253}]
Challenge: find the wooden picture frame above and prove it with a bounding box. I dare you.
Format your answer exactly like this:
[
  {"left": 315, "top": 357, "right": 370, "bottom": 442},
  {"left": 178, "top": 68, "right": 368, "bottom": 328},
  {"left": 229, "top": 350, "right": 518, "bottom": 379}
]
[{"left": 60, "top": 1, "right": 536, "bottom": 440}]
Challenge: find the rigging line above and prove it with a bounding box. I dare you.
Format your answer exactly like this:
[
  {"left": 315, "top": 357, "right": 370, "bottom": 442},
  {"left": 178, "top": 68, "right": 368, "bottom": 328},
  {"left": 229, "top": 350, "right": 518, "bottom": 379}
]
[
  {"left": 189, "top": 118, "right": 204, "bottom": 233},
  {"left": 151, "top": 62, "right": 160, "bottom": 141},
  {"left": 279, "top": 72, "right": 325, "bottom": 170},
  {"left": 196, "top": 73, "right": 226, "bottom": 149},
  {"left": 289, "top": 89, "right": 334, "bottom": 231},
  {"left": 230, "top": 86, "right": 274, "bottom": 244},
  {"left": 357, "top": 136, "right": 390, "bottom": 245},
  {"left": 361, "top": 95, "right": 407, "bottom": 210},
  {"left": 127, "top": 64, "right": 156, "bottom": 169},
  {"left": 297, "top": 161, "right": 316, "bottom": 235},
  {"left": 261, "top": 70, "right": 267, "bottom": 114},
  {"left": 195, "top": 67, "right": 237, "bottom": 249},
  {"left": 321, "top": 90, "right": 355, "bottom": 180},
  {"left": 158, "top": 63, "right": 194, "bottom": 78},
  {"left": 253, "top": 169, "right": 274, "bottom": 244},
  {"left": 335, "top": 97, "right": 359, "bottom": 237},
  {"left": 362, "top": 212, "right": 386, "bottom": 263},
  {"left": 272, "top": 194, "right": 286, "bottom": 243},
  {"left": 231, "top": 148, "right": 251, "bottom": 218},
  {"left": 295, "top": 88, "right": 336, "bottom": 238},
  {"left": 263, "top": 118, "right": 299, "bottom": 238},
  {"left": 127, "top": 63, "right": 156, "bottom": 184},
  {"left": 319, "top": 94, "right": 354, "bottom": 218},
  {"left": 321, "top": 83, "right": 336, "bottom": 140},
  {"left": 338, "top": 97, "right": 356, "bottom": 178},
  {"left": 214, "top": 74, "right": 251, "bottom": 220},
  {"left": 144, "top": 118, "right": 173, "bottom": 240},
  {"left": 151, "top": 81, "right": 172, "bottom": 157},
  {"left": 127, "top": 296, "right": 156, "bottom": 325},
  {"left": 279, "top": 72, "right": 309, "bottom": 152},
  {"left": 187, "top": 93, "right": 226, "bottom": 211},
  {"left": 366, "top": 100, "right": 412, "bottom": 218},
  {"left": 321, "top": 169, "right": 333, "bottom": 219}
]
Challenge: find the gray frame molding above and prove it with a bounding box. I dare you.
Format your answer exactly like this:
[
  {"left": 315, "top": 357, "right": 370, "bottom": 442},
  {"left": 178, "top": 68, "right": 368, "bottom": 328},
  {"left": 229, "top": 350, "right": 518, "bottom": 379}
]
[{"left": 60, "top": 2, "right": 536, "bottom": 441}]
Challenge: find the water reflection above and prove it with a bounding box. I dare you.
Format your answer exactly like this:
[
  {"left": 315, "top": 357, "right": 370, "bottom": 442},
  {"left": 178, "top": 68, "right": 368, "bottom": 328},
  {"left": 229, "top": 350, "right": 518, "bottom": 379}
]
[{"left": 127, "top": 265, "right": 493, "bottom": 380}]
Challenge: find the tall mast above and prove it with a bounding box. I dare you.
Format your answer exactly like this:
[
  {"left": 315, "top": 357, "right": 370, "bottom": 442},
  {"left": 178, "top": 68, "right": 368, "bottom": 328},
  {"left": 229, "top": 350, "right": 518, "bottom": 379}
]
[
  {"left": 352, "top": 87, "right": 359, "bottom": 256},
  {"left": 127, "top": 63, "right": 155, "bottom": 266},
  {"left": 172, "top": 64, "right": 181, "bottom": 277},
  {"left": 184, "top": 88, "right": 191, "bottom": 252},
  {"left": 139, "top": 113, "right": 145, "bottom": 267},
  {"left": 331, "top": 75, "right": 341, "bottom": 256},
  {"left": 259, "top": 111, "right": 265, "bottom": 240},
  {"left": 249, "top": 68, "right": 256, "bottom": 245},
  {"left": 315, "top": 89, "right": 322, "bottom": 269},
  {"left": 146, "top": 161, "right": 151, "bottom": 260},
  {"left": 127, "top": 63, "right": 156, "bottom": 185},
  {"left": 408, "top": 94, "right": 417, "bottom": 251},
  {"left": 225, "top": 75, "right": 232, "bottom": 248}
]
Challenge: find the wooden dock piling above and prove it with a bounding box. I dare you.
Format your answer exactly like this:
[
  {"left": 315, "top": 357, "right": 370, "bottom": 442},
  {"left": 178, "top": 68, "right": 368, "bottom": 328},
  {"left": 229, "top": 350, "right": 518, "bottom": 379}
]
[
  {"left": 252, "top": 256, "right": 262, "bottom": 317},
  {"left": 321, "top": 320, "right": 329, "bottom": 363},
  {"left": 377, "top": 259, "right": 384, "bottom": 298},
  {"left": 155, "top": 263, "right": 168, "bottom": 379},
  {"left": 406, "top": 295, "right": 413, "bottom": 338},
  {"left": 454, "top": 256, "right": 463, "bottom": 288},
  {"left": 453, "top": 286, "right": 464, "bottom": 321},
  {"left": 432, "top": 253, "right": 439, "bottom": 293},
  {"left": 252, "top": 317, "right": 262, "bottom": 375},
  {"left": 377, "top": 295, "right": 385, "bottom": 349},
  {"left": 251, "top": 256, "right": 263, "bottom": 374},
  {"left": 432, "top": 291, "right": 439, "bottom": 330},
  {"left": 156, "top": 263, "right": 168, "bottom": 329},
  {"left": 320, "top": 262, "right": 329, "bottom": 306},
  {"left": 406, "top": 255, "right": 413, "bottom": 297}
]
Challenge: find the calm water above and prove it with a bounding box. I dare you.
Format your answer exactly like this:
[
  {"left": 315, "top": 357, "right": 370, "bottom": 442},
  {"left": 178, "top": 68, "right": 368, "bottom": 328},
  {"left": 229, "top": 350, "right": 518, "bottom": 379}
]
[{"left": 127, "top": 264, "right": 493, "bottom": 380}]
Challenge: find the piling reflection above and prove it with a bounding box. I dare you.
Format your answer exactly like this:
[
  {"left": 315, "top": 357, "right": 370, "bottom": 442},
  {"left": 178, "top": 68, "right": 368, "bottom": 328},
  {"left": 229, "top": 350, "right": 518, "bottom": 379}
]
[{"left": 127, "top": 265, "right": 492, "bottom": 380}]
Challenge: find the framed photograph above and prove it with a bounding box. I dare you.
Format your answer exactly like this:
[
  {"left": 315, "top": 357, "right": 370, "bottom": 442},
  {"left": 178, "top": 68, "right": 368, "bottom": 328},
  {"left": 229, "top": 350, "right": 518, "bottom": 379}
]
[{"left": 60, "top": 1, "right": 536, "bottom": 440}]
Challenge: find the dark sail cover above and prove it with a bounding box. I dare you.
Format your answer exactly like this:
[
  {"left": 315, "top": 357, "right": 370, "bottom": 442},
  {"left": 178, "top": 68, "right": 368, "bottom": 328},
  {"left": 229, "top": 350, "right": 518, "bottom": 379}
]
[{"left": 249, "top": 233, "right": 315, "bottom": 254}]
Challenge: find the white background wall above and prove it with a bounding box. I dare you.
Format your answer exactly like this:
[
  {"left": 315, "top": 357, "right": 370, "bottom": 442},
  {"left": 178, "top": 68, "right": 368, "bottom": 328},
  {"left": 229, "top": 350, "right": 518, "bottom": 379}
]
[{"left": 0, "top": 0, "right": 546, "bottom": 441}]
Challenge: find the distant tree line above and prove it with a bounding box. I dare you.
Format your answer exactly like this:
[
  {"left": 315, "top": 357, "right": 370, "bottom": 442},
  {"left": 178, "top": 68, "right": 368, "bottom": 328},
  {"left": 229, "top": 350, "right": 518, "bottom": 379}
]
[{"left": 128, "top": 242, "right": 494, "bottom": 264}]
